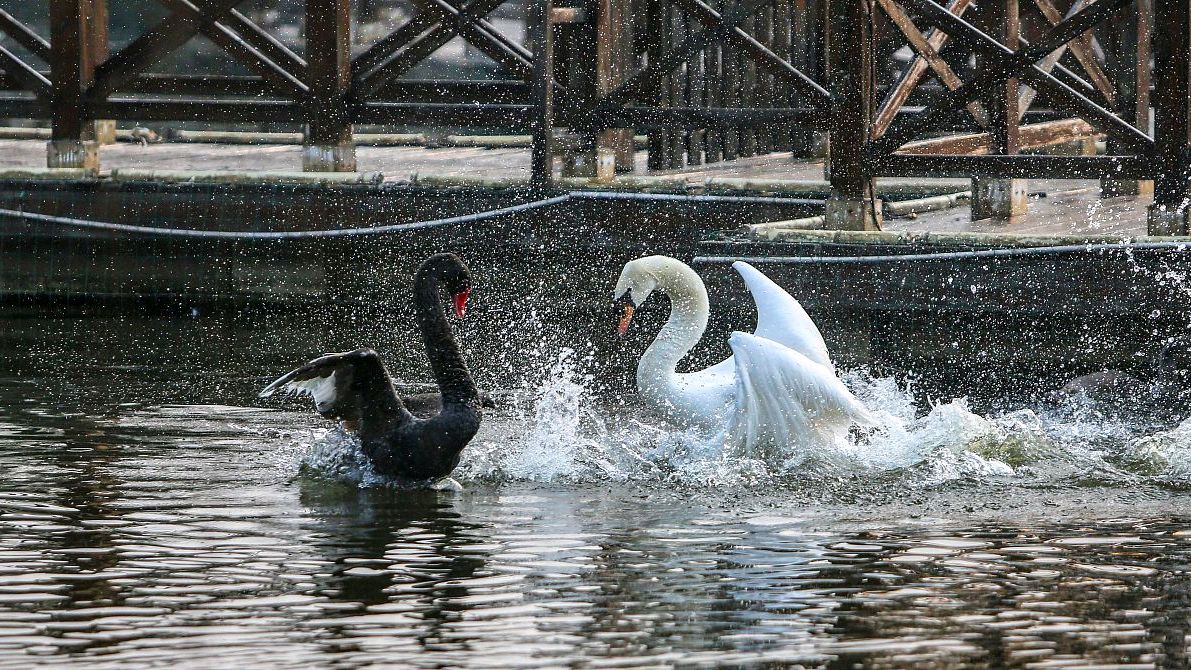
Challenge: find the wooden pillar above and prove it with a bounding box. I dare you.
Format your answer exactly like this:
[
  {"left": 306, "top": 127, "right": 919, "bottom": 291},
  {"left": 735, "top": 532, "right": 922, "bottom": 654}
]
[
  {"left": 824, "top": 0, "right": 881, "bottom": 230},
  {"left": 562, "top": 0, "right": 633, "bottom": 181},
  {"left": 1148, "top": 0, "right": 1191, "bottom": 235},
  {"left": 89, "top": 0, "right": 114, "bottom": 145},
  {"left": 970, "top": 0, "right": 1027, "bottom": 221},
  {"left": 530, "top": 0, "right": 556, "bottom": 186},
  {"left": 303, "top": 0, "right": 355, "bottom": 172},
  {"left": 1102, "top": 0, "right": 1153, "bottom": 197},
  {"left": 47, "top": 0, "right": 104, "bottom": 169}
]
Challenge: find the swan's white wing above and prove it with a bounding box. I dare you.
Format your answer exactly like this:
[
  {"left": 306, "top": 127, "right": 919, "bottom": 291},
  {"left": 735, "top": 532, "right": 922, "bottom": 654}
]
[
  {"left": 733, "top": 261, "right": 831, "bottom": 367},
  {"left": 726, "top": 332, "right": 874, "bottom": 460}
]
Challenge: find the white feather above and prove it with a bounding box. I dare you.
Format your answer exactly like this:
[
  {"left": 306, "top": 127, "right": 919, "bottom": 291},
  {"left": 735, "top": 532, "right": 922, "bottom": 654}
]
[
  {"left": 726, "top": 332, "right": 874, "bottom": 460},
  {"left": 732, "top": 261, "right": 831, "bottom": 368},
  {"left": 260, "top": 369, "right": 338, "bottom": 413}
]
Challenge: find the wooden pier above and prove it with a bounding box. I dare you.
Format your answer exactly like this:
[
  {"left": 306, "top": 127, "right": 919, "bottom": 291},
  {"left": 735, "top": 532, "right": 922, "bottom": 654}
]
[
  {"left": 3, "top": 0, "right": 1191, "bottom": 398},
  {"left": 1, "top": 0, "right": 1186, "bottom": 230}
]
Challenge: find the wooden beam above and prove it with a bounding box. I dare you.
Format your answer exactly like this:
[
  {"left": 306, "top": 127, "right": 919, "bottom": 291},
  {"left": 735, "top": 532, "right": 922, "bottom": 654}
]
[
  {"left": 529, "top": 0, "right": 555, "bottom": 185},
  {"left": 0, "top": 44, "right": 51, "bottom": 98},
  {"left": 600, "top": 0, "right": 765, "bottom": 109},
  {"left": 48, "top": 0, "right": 104, "bottom": 168},
  {"left": 671, "top": 0, "right": 830, "bottom": 101},
  {"left": 872, "top": 0, "right": 983, "bottom": 138},
  {"left": 1016, "top": 0, "right": 1087, "bottom": 121},
  {"left": 410, "top": 0, "right": 534, "bottom": 77},
  {"left": 303, "top": 0, "right": 354, "bottom": 171},
  {"left": 875, "top": 0, "right": 1148, "bottom": 156},
  {"left": 876, "top": 153, "right": 1151, "bottom": 179},
  {"left": 0, "top": 9, "right": 51, "bottom": 62},
  {"left": 1031, "top": 0, "right": 1114, "bottom": 105},
  {"left": 825, "top": 0, "right": 881, "bottom": 229},
  {"left": 91, "top": 0, "right": 242, "bottom": 98},
  {"left": 896, "top": 118, "right": 1098, "bottom": 155},
  {"left": 157, "top": 0, "right": 306, "bottom": 97},
  {"left": 1102, "top": 0, "right": 1152, "bottom": 197},
  {"left": 1149, "top": 0, "right": 1191, "bottom": 233},
  {"left": 353, "top": 0, "right": 519, "bottom": 97},
  {"left": 192, "top": 0, "right": 306, "bottom": 78}
]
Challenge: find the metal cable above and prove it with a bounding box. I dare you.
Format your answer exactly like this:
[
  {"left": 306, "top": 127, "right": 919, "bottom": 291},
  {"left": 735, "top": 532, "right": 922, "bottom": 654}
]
[
  {"left": 0, "top": 194, "right": 573, "bottom": 240},
  {"left": 0, "top": 190, "right": 819, "bottom": 240},
  {"left": 694, "top": 241, "right": 1191, "bottom": 265}
]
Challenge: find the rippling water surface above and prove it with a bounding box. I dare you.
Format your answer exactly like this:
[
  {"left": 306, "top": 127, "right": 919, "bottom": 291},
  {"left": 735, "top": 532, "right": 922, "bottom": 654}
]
[{"left": 4, "top": 314, "right": 1191, "bottom": 668}]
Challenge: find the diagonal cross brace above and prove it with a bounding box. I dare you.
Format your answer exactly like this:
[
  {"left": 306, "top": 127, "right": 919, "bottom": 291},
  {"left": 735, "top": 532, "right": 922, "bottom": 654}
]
[
  {"left": 414, "top": 0, "right": 532, "bottom": 75},
  {"left": 188, "top": 0, "right": 307, "bottom": 82},
  {"left": 0, "top": 42, "right": 51, "bottom": 97},
  {"left": 355, "top": 0, "right": 532, "bottom": 98},
  {"left": 594, "top": 0, "right": 826, "bottom": 121},
  {"left": 92, "top": 0, "right": 306, "bottom": 99},
  {"left": 1032, "top": 0, "right": 1114, "bottom": 105},
  {"left": 873, "top": 0, "right": 1149, "bottom": 157},
  {"left": 0, "top": 9, "right": 51, "bottom": 62},
  {"left": 873, "top": 0, "right": 984, "bottom": 137},
  {"left": 672, "top": 0, "right": 829, "bottom": 101}
]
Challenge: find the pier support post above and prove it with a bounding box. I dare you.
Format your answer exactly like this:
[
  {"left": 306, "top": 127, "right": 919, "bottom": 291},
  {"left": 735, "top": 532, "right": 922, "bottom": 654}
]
[
  {"left": 47, "top": 0, "right": 105, "bottom": 170},
  {"left": 529, "top": 0, "right": 557, "bottom": 186},
  {"left": 1148, "top": 0, "right": 1191, "bottom": 235},
  {"left": 562, "top": 0, "right": 633, "bottom": 182},
  {"left": 89, "top": 0, "right": 114, "bottom": 146},
  {"left": 303, "top": 0, "right": 356, "bottom": 172},
  {"left": 825, "top": 0, "right": 881, "bottom": 230},
  {"left": 1102, "top": 0, "right": 1153, "bottom": 198},
  {"left": 970, "top": 0, "right": 1027, "bottom": 222}
]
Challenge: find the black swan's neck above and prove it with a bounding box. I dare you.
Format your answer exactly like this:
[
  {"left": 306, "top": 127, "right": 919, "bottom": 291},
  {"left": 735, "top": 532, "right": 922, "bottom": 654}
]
[{"left": 414, "top": 269, "right": 479, "bottom": 407}]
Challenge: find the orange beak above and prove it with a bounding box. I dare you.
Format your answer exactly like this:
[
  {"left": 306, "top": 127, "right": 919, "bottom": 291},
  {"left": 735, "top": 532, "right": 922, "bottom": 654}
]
[
  {"left": 617, "top": 304, "right": 635, "bottom": 337},
  {"left": 453, "top": 289, "right": 470, "bottom": 319}
]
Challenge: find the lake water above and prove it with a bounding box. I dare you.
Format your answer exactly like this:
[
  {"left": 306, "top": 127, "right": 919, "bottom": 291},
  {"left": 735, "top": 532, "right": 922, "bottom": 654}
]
[{"left": 4, "top": 312, "right": 1191, "bottom": 669}]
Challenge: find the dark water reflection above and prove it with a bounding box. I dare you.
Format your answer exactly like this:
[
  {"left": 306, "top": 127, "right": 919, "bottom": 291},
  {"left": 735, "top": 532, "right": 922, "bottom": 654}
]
[{"left": 3, "top": 314, "right": 1191, "bottom": 668}]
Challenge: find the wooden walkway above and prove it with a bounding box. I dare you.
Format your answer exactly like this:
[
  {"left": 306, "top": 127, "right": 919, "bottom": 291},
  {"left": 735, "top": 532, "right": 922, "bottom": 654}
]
[
  {"left": 0, "top": 138, "right": 833, "bottom": 182},
  {"left": 0, "top": 138, "right": 1157, "bottom": 239}
]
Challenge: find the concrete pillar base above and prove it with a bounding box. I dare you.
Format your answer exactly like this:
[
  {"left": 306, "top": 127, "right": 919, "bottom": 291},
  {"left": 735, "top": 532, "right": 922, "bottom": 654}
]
[
  {"left": 302, "top": 144, "right": 356, "bottom": 172},
  {"left": 824, "top": 195, "right": 883, "bottom": 231},
  {"left": 971, "top": 178, "right": 1028, "bottom": 221},
  {"left": 46, "top": 139, "right": 99, "bottom": 170},
  {"left": 1147, "top": 204, "right": 1188, "bottom": 236},
  {"left": 1101, "top": 178, "right": 1155, "bottom": 198},
  {"left": 605, "top": 129, "right": 635, "bottom": 173},
  {"left": 561, "top": 147, "right": 616, "bottom": 183},
  {"left": 90, "top": 120, "right": 117, "bottom": 145}
]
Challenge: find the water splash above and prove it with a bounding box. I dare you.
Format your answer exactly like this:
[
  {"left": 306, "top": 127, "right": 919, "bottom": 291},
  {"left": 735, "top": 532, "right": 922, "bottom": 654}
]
[{"left": 277, "top": 351, "right": 1191, "bottom": 492}]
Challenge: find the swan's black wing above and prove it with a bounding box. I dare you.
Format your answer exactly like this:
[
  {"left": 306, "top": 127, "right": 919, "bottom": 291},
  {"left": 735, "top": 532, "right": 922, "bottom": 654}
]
[
  {"left": 260, "top": 349, "right": 405, "bottom": 424},
  {"left": 401, "top": 391, "right": 496, "bottom": 418}
]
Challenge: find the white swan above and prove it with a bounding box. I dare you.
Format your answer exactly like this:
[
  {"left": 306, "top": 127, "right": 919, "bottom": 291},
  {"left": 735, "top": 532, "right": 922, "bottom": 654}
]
[{"left": 614, "top": 255, "right": 875, "bottom": 457}]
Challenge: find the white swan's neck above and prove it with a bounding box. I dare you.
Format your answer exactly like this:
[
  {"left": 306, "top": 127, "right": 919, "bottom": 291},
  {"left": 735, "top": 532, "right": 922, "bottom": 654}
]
[{"left": 637, "top": 260, "right": 710, "bottom": 397}]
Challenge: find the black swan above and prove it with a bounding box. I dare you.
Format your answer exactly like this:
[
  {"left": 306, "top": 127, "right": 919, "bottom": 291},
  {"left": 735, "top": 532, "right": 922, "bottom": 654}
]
[{"left": 260, "top": 253, "right": 485, "bottom": 482}]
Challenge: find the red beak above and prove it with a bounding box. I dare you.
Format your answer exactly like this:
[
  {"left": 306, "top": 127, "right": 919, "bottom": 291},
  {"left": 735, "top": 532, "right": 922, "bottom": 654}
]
[{"left": 452, "top": 289, "right": 470, "bottom": 319}]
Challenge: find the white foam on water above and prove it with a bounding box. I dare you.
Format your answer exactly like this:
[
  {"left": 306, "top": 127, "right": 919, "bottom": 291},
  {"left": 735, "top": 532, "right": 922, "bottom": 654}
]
[{"left": 1123, "top": 417, "right": 1191, "bottom": 479}]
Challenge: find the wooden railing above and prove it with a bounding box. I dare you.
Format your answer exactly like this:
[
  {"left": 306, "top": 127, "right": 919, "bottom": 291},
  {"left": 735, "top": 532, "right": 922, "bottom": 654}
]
[{"left": 0, "top": 0, "right": 1188, "bottom": 232}]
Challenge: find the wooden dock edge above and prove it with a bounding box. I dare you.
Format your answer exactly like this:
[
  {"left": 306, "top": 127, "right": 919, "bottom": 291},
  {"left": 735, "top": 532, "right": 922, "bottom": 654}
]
[
  {"left": 0, "top": 167, "right": 968, "bottom": 199},
  {"left": 706, "top": 227, "right": 1191, "bottom": 249}
]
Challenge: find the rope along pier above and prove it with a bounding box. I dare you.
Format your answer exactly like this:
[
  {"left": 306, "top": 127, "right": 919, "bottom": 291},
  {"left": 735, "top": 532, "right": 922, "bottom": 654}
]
[{"left": 0, "top": 191, "right": 819, "bottom": 241}]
